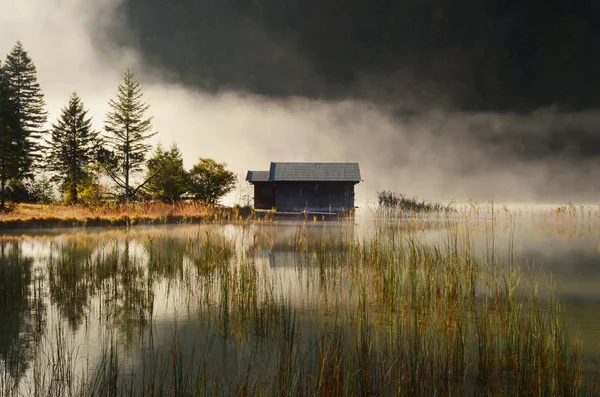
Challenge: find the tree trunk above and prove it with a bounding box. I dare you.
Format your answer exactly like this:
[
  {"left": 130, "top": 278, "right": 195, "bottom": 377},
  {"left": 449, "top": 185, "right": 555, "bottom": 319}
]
[
  {"left": 125, "top": 129, "right": 130, "bottom": 201},
  {"left": 70, "top": 181, "right": 77, "bottom": 204},
  {"left": 0, "top": 175, "right": 5, "bottom": 210},
  {"left": 0, "top": 161, "right": 6, "bottom": 211},
  {"left": 72, "top": 131, "right": 78, "bottom": 204}
]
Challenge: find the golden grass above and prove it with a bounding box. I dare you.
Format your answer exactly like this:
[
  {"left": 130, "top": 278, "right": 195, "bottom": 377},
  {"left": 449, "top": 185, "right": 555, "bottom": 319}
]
[{"left": 0, "top": 202, "right": 242, "bottom": 228}]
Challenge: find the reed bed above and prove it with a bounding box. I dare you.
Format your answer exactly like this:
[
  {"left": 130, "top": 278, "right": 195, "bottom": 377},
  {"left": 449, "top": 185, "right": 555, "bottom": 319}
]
[
  {"left": 0, "top": 202, "right": 246, "bottom": 229},
  {"left": 0, "top": 217, "right": 598, "bottom": 396}
]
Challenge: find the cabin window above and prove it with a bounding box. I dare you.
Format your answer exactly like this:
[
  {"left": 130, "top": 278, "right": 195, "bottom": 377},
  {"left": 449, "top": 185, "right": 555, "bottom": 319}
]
[
  {"left": 299, "top": 188, "right": 302, "bottom": 197},
  {"left": 261, "top": 186, "right": 272, "bottom": 195},
  {"left": 314, "top": 183, "right": 318, "bottom": 192}
]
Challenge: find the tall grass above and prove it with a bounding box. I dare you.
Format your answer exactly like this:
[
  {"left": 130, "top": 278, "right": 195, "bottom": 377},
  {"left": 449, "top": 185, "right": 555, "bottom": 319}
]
[
  {"left": 377, "top": 190, "right": 455, "bottom": 213},
  {"left": 0, "top": 218, "right": 598, "bottom": 396}
]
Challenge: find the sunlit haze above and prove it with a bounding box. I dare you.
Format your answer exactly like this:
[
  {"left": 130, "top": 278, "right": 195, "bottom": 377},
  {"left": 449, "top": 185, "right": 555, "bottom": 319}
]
[{"left": 2, "top": 0, "right": 600, "bottom": 206}]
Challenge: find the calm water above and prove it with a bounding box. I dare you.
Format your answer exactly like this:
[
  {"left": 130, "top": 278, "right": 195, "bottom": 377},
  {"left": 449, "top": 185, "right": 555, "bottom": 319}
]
[{"left": 1, "top": 208, "right": 600, "bottom": 394}]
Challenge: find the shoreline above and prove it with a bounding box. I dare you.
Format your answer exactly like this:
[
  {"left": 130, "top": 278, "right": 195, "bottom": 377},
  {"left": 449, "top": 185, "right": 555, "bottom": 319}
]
[
  {"left": 0, "top": 203, "right": 251, "bottom": 231},
  {"left": 0, "top": 214, "right": 237, "bottom": 230},
  {"left": 0, "top": 203, "right": 359, "bottom": 231}
]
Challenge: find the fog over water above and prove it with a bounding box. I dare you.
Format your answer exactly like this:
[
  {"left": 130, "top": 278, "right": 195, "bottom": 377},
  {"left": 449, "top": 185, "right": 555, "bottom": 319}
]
[{"left": 2, "top": 0, "right": 600, "bottom": 205}]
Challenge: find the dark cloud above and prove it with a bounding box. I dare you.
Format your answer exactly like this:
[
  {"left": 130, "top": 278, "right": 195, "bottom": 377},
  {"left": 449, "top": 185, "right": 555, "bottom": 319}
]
[
  {"left": 110, "top": 0, "right": 600, "bottom": 202},
  {"left": 120, "top": 0, "right": 600, "bottom": 111}
]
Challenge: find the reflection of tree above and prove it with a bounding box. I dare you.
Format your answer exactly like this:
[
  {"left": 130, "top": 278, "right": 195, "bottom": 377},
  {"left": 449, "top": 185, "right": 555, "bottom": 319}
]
[
  {"left": 146, "top": 236, "right": 186, "bottom": 281},
  {"left": 0, "top": 241, "right": 45, "bottom": 385},
  {"left": 48, "top": 238, "right": 152, "bottom": 346},
  {"left": 96, "top": 240, "right": 152, "bottom": 347},
  {"left": 48, "top": 240, "right": 96, "bottom": 330},
  {"left": 145, "top": 233, "right": 233, "bottom": 279}
]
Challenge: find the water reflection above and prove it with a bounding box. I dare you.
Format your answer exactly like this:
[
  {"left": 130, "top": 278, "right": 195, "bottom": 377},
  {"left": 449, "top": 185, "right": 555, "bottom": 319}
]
[
  {"left": 0, "top": 214, "right": 600, "bottom": 393},
  {"left": 0, "top": 241, "right": 45, "bottom": 386},
  {"left": 48, "top": 239, "right": 96, "bottom": 330},
  {"left": 46, "top": 238, "right": 152, "bottom": 346}
]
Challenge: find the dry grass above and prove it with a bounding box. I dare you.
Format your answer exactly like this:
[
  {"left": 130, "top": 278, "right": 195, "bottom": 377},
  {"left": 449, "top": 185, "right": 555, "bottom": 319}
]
[{"left": 0, "top": 202, "right": 242, "bottom": 228}]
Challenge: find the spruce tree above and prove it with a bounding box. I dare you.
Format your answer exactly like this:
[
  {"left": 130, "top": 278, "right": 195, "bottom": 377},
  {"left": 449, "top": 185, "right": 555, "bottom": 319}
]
[
  {"left": 46, "top": 92, "right": 100, "bottom": 204},
  {"left": 104, "top": 69, "right": 156, "bottom": 200},
  {"left": 3, "top": 41, "right": 47, "bottom": 178},
  {"left": 0, "top": 61, "right": 21, "bottom": 209}
]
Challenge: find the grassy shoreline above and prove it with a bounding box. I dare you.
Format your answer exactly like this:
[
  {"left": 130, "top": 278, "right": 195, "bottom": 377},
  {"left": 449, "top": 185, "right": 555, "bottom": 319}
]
[{"left": 0, "top": 202, "right": 249, "bottom": 229}]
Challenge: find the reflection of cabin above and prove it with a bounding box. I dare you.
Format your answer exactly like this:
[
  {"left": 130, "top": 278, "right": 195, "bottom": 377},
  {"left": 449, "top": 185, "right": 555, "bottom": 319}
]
[{"left": 246, "top": 162, "right": 361, "bottom": 214}]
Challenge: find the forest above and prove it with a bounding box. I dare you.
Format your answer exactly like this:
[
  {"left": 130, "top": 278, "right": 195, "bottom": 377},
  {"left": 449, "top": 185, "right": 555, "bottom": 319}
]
[{"left": 0, "top": 41, "right": 237, "bottom": 211}]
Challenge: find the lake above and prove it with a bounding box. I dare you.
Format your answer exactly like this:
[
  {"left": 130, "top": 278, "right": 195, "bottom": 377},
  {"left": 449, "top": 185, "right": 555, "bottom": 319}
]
[{"left": 1, "top": 206, "right": 600, "bottom": 396}]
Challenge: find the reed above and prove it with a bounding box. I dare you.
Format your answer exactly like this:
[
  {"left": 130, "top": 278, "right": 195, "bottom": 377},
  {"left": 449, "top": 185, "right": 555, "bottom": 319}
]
[{"left": 0, "top": 213, "right": 598, "bottom": 396}]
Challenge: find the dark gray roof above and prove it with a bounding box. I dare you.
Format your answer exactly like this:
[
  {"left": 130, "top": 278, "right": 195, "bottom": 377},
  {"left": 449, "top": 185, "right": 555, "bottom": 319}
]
[
  {"left": 269, "top": 162, "right": 361, "bottom": 182},
  {"left": 246, "top": 170, "right": 270, "bottom": 182}
]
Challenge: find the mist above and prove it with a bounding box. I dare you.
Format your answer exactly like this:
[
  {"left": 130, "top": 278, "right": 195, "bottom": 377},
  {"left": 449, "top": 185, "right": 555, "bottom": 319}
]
[{"left": 2, "top": 0, "right": 600, "bottom": 206}]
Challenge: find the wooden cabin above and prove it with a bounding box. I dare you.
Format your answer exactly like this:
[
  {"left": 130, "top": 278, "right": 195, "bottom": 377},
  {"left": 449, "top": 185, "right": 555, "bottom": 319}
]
[{"left": 246, "top": 162, "right": 361, "bottom": 214}]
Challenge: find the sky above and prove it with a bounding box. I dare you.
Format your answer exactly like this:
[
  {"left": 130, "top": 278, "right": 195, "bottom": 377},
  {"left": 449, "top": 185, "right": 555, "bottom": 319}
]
[{"left": 1, "top": 0, "right": 600, "bottom": 206}]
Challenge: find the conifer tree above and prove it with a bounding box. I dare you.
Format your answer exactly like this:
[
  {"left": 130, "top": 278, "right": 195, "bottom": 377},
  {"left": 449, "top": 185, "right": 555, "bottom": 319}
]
[
  {"left": 103, "top": 69, "right": 156, "bottom": 200},
  {"left": 46, "top": 92, "right": 100, "bottom": 204},
  {"left": 3, "top": 41, "right": 47, "bottom": 178},
  {"left": 0, "top": 61, "right": 21, "bottom": 209}
]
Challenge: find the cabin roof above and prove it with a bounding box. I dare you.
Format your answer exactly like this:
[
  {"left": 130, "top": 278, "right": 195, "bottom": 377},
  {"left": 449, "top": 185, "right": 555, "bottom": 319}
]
[
  {"left": 246, "top": 170, "right": 269, "bottom": 182},
  {"left": 270, "top": 162, "right": 361, "bottom": 182},
  {"left": 246, "top": 162, "right": 361, "bottom": 183}
]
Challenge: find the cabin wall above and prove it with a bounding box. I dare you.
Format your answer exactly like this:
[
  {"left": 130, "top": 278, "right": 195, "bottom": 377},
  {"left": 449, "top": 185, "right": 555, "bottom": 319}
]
[
  {"left": 274, "top": 182, "right": 355, "bottom": 213},
  {"left": 253, "top": 183, "right": 275, "bottom": 210}
]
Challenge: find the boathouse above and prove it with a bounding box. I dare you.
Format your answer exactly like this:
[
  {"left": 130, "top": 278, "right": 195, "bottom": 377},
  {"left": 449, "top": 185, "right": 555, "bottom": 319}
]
[{"left": 246, "top": 162, "right": 361, "bottom": 214}]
